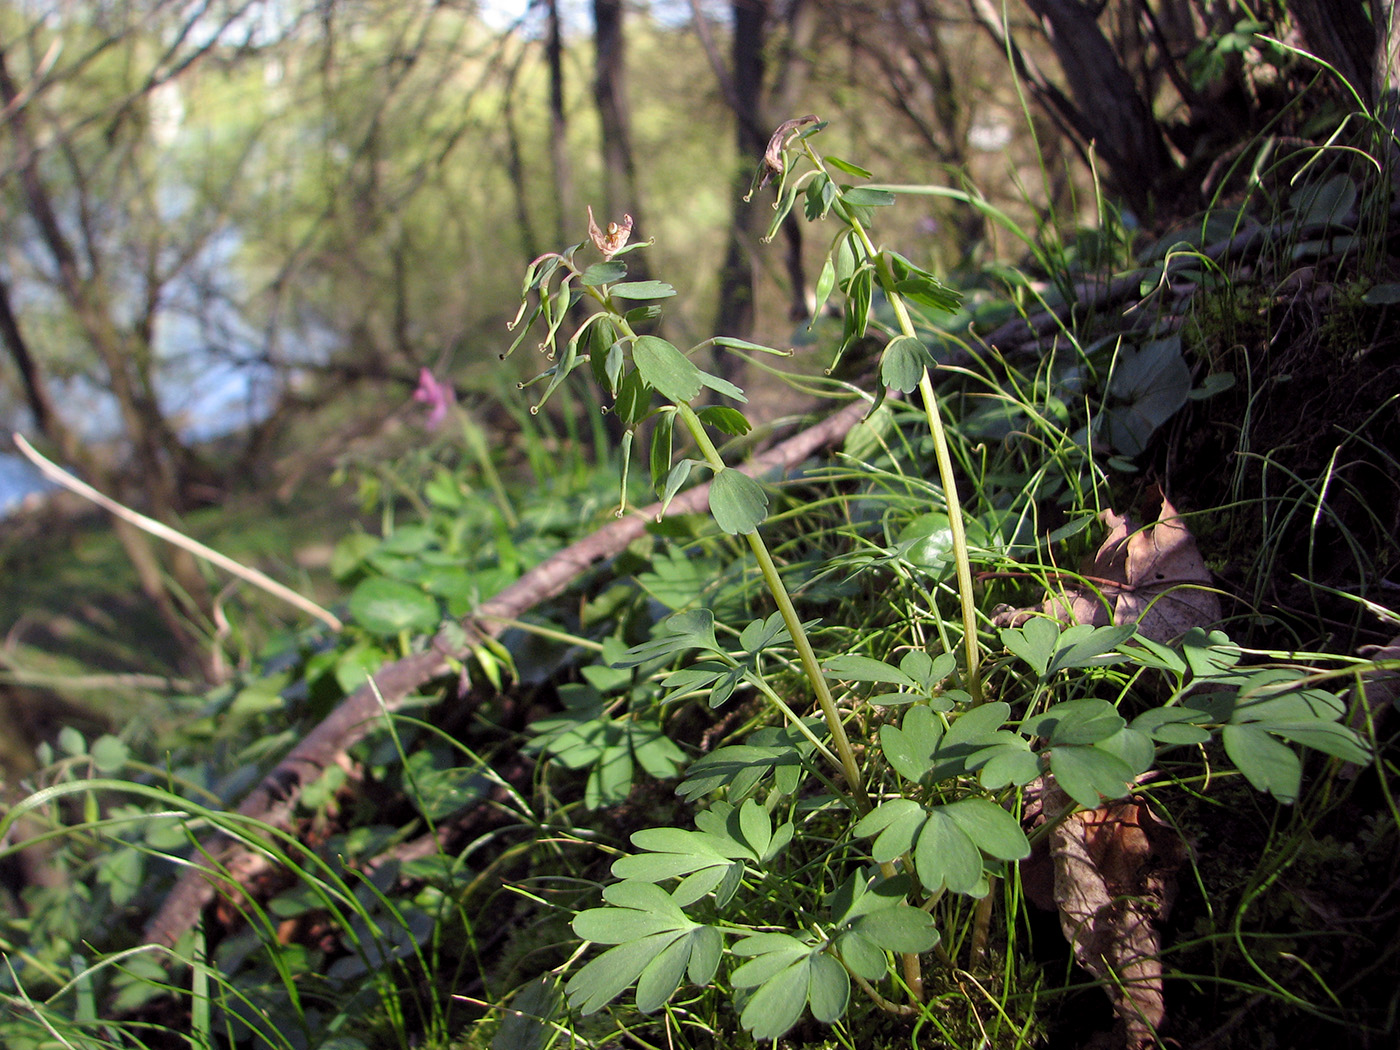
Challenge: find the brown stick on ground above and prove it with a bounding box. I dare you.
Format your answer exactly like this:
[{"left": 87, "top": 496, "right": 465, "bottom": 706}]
[{"left": 142, "top": 395, "right": 874, "bottom": 947}]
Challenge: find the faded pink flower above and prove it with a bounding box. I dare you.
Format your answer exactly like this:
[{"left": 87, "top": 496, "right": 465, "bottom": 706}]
[
  {"left": 413, "top": 367, "right": 455, "bottom": 429},
  {"left": 587, "top": 205, "right": 634, "bottom": 260}
]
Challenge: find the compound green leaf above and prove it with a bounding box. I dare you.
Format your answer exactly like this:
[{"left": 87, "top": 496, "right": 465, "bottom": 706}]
[
  {"left": 633, "top": 335, "right": 702, "bottom": 403},
  {"left": 581, "top": 261, "right": 627, "bottom": 286},
  {"left": 1268, "top": 720, "right": 1369, "bottom": 764},
  {"left": 1094, "top": 726, "right": 1156, "bottom": 776},
  {"left": 900, "top": 648, "right": 952, "bottom": 687},
  {"left": 740, "top": 611, "right": 789, "bottom": 654},
  {"left": 348, "top": 577, "right": 439, "bottom": 635},
  {"left": 738, "top": 798, "right": 772, "bottom": 860},
  {"left": 1131, "top": 706, "right": 1213, "bottom": 745},
  {"left": 943, "top": 798, "right": 1030, "bottom": 861},
  {"left": 1048, "top": 745, "right": 1137, "bottom": 810},
  {"left": 881, "top": 335, "right": 931, "bottom": 393},
  {"left": 826, "top": 155, "right": 874, "bottom": 178},
  {"left": 573, "top": 905, "right": 685, "bottom": 944},
  {"left": 1001, "top": 617, "right": 1059, "bottom": 677},
  {"left": 1047, "top": 624, "right": 1135, "bottom": 674},
  {"left": 1182, "top": 628, "right": 1241, "bottom": 677},
  {"left": 565, "top": 932, "right": 683, "bottom": 1015},
  {"left": 611, "top": 280, "right": 677, "bottom": 300},
  {"left": 698, "top": 370, "right": 748, "bottom": 402},
  {"left": 977, "top": 741, "right": 1042, "bottom": 789},
  {"left": 854, "top": 797, "right": 925, "bottom": 863},
  {"left": 635, "top": 934, "right": 694, "bottom": 1013},
  {"left": 850, "top": 906, "right": 939, "bottom": 954},
  {"left": 823, "top": 654, "right": 917, "bottom": 687},
  {"left": 879, "top": 705, "right": 944, "bottom": 783},
  {"left": 739, "top": 958, "right": 809, "bottom": 1040},
  {"left": 835, "top": 930, "right": 888, "bottom": 979},
  {"left": 697, "top": 405, "right": 752, "bottom": 435},
  {"left": 491, "top": 974, "right": 562, "bottom": 1050},
  {"left": 914, "top": 808, "right": 983, "bottom": 894},
  {"left": 687, "top": 924, "right": 723, "bottom": 985},
  {"left": 614, "top": 609, "right": 721, "bottom": 666},
  {"left": 90, "top": 735, "right": 129, "bottom": 773},
  {"left": 806, "top": 953, "right": 850, "bottom": 1023},
  {"left": 880, "top": 721, "right": 929, "bottom": 784},
  {"left": 730, "top": 933, "right": 810, "bottom": 984},
  {"left": 709, "top": 468, "right": 769, "bottom": 535},
  {"left": 842, "top": 187, "right": 896, "bottom": 207},
  {"left": 1222, "top": 724, "right": 1301, "bottom": 803},
  {"left": 1023, "top": 699, "right": 1125, "bottom": 746}
]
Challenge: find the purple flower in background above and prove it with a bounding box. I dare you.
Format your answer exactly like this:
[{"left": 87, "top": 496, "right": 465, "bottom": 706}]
[{"left": 413, "top": 368, "right": 455, "bottom": 429}]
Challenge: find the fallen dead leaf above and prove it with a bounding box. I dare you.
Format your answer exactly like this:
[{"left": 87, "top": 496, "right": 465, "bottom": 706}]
[
  {"left": 998, "top": 490, "right": 1222, "bottom": 642},
  {"left": 1023, "top": 776, "right": 1187, "bottom": 1050}
]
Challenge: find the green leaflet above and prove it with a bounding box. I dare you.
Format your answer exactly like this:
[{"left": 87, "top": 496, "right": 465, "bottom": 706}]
[
  {"left": 854, "top": 797, "right": 1028, "bottom": 895},
  {"left": 567, "top": 881, "right": 721, "bottom": 1015},
  {"left": 708, "top": 468, "right": 769, "bottom": 535},
  {"left": 730, "top": 934, "right": 849, "bottom": 1039},
  {"left": 632, "top": 335, "right": 702, "bottom": 403}
]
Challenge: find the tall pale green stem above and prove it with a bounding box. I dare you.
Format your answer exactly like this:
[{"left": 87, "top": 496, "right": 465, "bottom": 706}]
[
  {"left": 675, "top": 402, "right": 871, "bottom": 813},
  {"left": 862, "top": 237, "right": 983, "bottom": 704},
  {"left": 677, "top": 400, "right": 923, "bottom": 1001}
]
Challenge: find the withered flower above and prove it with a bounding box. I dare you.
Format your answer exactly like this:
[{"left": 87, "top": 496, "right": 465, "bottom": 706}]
[
  {"left": 758, "top": 114, "right": 820, "bottom": 190},
  {"left": 587, "top": 206, "right": 634, "bottom": 260}
]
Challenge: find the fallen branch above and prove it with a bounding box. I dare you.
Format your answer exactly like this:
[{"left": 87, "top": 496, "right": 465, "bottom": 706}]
[
  {"left": 11, "top": 434, "right": 344, "bottom": 632},
  {"left": 142, "top": 395, "right": 874, "bottom": 946}
]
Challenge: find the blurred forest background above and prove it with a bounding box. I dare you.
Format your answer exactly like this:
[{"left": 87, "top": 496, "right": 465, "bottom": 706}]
[{"left": 5, "top": 0, "right": 1390, "bottom": 698}]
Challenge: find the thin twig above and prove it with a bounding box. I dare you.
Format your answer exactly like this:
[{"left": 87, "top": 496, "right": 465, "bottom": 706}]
[
  {"left": 11, "top": 433, "right": 344, "bottom": 632},
  {"left": 141, "top": 395, "right": 874, "bottom": 946}
]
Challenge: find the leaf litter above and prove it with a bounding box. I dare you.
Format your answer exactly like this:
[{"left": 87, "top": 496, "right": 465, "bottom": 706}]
[
  {"left": 1022, "top": 777, "right": 1187, "bottom": 1050},
  {"left": 1006, "top": 490, "right": 1216, "bottom": 1047},
  {"left": 996, "top": 489, "right": 1221, "bottom": 644}
]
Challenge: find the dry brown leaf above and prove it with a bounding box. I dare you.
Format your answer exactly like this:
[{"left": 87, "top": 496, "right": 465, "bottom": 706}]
[
  {"left": 1024, "top": 777, "right": 1187, "bottom": 1050},
  {"left": 1037, "top": 492, "right": 1221, "bottom": 642}
]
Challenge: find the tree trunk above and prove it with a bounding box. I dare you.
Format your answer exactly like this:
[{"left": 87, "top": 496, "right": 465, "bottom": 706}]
[
  {"left": 1287, "top": 0, "right": 1378, "bottom": 103},
  {"left": 713, "top": 0, "right": 772, "bottom": 350},
  {"left": 592, "top": 0, "right": 648, "bottom": 260},
  {"left": 704, "top": 0, "right": 814, "bottom": 377},
  {"left": 0, "top": 45, "right": 217, "bottom": 681},
  {"left": 546, "top": 0, "right": 577, "bottom": 245},
  {"left": 1020, "top": 0, "right": 1175, "bottom": 215}
]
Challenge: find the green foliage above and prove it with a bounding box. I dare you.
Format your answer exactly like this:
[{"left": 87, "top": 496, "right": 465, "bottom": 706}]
[{"left": 6, "top": 94, "right": 1396, "bottom": 1050}]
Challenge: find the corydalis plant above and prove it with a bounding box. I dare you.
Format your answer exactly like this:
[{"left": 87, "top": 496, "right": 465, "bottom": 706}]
[{"left": 497, "top": 123, "right": 974, "bottom": 1037}]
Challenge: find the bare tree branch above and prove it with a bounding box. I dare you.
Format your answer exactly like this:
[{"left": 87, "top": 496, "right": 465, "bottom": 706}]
[{"left": 142, "top": 395, "right": 875, "bottom": 946}]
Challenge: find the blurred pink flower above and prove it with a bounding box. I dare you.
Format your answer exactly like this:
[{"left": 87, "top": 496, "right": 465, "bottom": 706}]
[{"left": 413, "top": 368, "right": 455, "bottom": 429}]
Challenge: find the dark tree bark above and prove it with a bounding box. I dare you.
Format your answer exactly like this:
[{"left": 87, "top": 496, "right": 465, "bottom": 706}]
[
  {"left": 697, "top": 0, "right": 814, "bottom": 376},
  {"left": 1288, "top": 1, "right": 1400, "bottom": 193},
  {"left": 592, "top": 0, "right": 646, "bottom": 242},
  {"left": 545, "top": 0, "right": 577, "bottom": 245},
  {"left": 0, "top": 277, "right": 61, "bottom": 442},
  {"left": 502, "top": 47, "right": 542, "bottom": 262},
  {"left": 712, "top": 0, "right": 772, "bottom": 347},
  {"left": 1288, "top": 0, "right": 1379, "bottom": 103},
  {"left": 1020, "top": 0, "right": 1175, "bottom": 216},
  {"left": 0, "top": 45, "right": 217, "bottom": 680}
]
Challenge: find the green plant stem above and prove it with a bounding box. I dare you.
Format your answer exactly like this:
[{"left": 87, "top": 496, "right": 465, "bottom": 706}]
[
  {"left": 674, "top": 402, "right": 871, "bottom": 815},
  {"left": 676, "top": 400, "right": 926, "bottom": 1004},
  {"left": 851, "top": 233, "right": 983, "bottom": 704}
]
